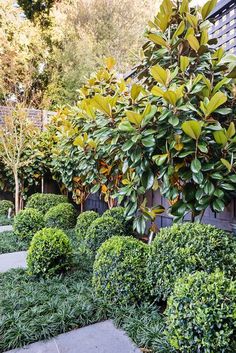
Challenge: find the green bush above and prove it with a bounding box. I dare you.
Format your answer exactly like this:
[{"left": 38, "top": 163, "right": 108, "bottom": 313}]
[
  {"left": 26, "top": 193, "right": 68, "bottom": 214},
  {"left": 27, "top": 228, "right": 73, "bottom": 277},
  {"left": 103, "top": 207, "right": 133, "bottom": 233},
  {"left": 14, "top": 208, "right": 44, "bottom": 240},
  {"left": 0, "top": 200, "right": 14, "bottom": 217},
  {"left": 147, "top": 223, "right": 236, "bottom": 300},
  {"left": 84, "top": 216, "right": 125, "bottom": 256},
  {"left": 44, "top": 203, "right": 77, "bottom": 230},
  {"left": 166, "top": 271, "right": 236, "bottom": 353},
  {"left": 93, "top": 236, "right": 149, "bottom": 305},
  {"left": 75, "top": 211, "right": 99, "bottom": 241}
]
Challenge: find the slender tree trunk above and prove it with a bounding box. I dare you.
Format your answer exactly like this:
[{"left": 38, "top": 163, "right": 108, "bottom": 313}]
[{"left": 14, "top": 171, "right": 20, "bottom": 214}]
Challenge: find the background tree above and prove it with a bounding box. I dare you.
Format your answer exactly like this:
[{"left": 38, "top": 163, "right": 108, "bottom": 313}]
[
  {"left": 0, "top": 104, "right": 40, "bottom": 213},
  {"left": 0, "top": 0, "right": 48, "bottom": 106},
  {"left": 43, "top": 0, "right": 159, "bottom": 106}
]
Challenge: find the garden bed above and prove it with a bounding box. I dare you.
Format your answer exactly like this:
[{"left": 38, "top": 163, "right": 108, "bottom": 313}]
[
  {"left": 0, "top": 231, "right": 28, "bottom": 254},
  {"left": 0, "top": 266, "right": 168, "bottom": 353}
]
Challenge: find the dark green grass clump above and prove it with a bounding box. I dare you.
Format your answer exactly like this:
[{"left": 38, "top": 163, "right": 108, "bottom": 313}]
[
  {"left": 0, "top": 231, "right": 28, "bottom": 254},
  {"left": 0, "top": 268, "right": 105, "bottom": 352}
]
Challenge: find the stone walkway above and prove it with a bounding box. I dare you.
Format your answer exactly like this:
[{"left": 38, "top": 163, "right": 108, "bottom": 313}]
[
  {"left": 0, "top": 251, "right": 27, "bottom": 272},
  {"left": 5, "top": 320, "right": 141, "bottom": 353},
  {"left": 0, "top": 225, "right": 27, "bottom": 273},
  {"left": 0, "top": 225, "right": 13, "bottom": 232}
]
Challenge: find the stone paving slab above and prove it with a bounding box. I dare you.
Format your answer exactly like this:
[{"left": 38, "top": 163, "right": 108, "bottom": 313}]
[
  {"left": 4, "top": 321, "right": 141, "bottom": 353},
  {"left": 0, "top": 225, "right": 13, "bottom": 233},
  {"left": 0, "top": 251, "right": 27, "bottom": 273}
]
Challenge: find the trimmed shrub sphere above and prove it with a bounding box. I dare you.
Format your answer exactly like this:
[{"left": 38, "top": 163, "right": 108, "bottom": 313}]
[
  {"left": 75, "top": 211, "right": 99, "bottom": 241},
  {"left": 44, "top": 203, "right": 77, "bottom": 230},
  {"left": 27, "top": 228, "right": 73, "bottom": 277},
  {"left": 0, "top": 200, "right": 14, "bottom": 217},
  {"left": 103, "top": 206, "right": 133, "bottom": 233},
  {"left": 147, "top": 223, "right": 236, "bottom": 300},
  {"left": 84, "top": 216, "right": 125, "bottom": 256},
  {"left": 26, "top": 193, "right": 68, "bottom": 214},
  {"left": 166, "top": 271, "right": 236, "bottom": 352},
  {"left": 93, "top": 236, "right": 149, "bottom": 305},
  {"left": 14, "top": 208, "right": 44, "bottom": 240}
]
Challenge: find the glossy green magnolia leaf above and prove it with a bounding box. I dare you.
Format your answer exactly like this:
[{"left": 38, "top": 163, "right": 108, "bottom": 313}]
[
  {"left": 141, "top": 135, "right": 156, "bottom": 147},
  {"left": 226, "top": 122, "right": 236, "bottom": 139},
  {"left": 148, "top": 33, "right": 168, "bottom": 48},
  {"left": 126, "top": 111, "right": 143, "bottom": 126},
  {"left": 180, "top": 0, "right": 189, "bottom": 14},
  {"left": 191, "top": 159, "right": 201, "bottom": 173},
  {"left": 151, "top": 86, "right": 164, "bottom": 97},
  {"left": 187, "top": 34, "right": 200, "bottom": 52},
  {"left": 73, "top": 136, "right": 84, "bottom": 148},
  {"left": 228, "top": 175, "right": 236, "bottom": 183},
  {"left": 141, "top": 171, "right": 154, "bottom": 189},
  {"left": 93, "top": 95, "right": 117, "bottom": 117},
  {"left": 150, "top": 65, "right": 170, "bottom": 86},
  {"left": 180, "top": 56, "right": 190, "bottom": 72},
  {"left": 131, "top": 84, "right": 142, "bottom": 101},
  {"left": 173, "top": 21, "right": 185, "bottom": 39},
  {"left": 182, "top": 121, "right": 202, "bottom": 140},
  {"left": 118, "top": 120, "right": 135, "bottom": 132},
  {"left": 220, "top": 158, "right": 232, "bottom": 172},
  {"left": 90, "top": 184, "right": 100, "bottom": 193},
  {"left": 214, "top": 189, "right": 224, "bottom": 198},
  {"left": 193, "top": 171, "right": 204, "bottom": 184},
  {"left": 213, "top": 130, "right": 228, "bottom": 145},
  {"left": 212, "top": 78, "right": 231, "bottom": 94},
  {"left": 204, "top": 181, "right": 215, "bottom": 195},
  {"left": 152, "top": 153, "right": 168, "bottom": 166},
  {"left": 220, "top": 183, "right": 235, "bottom": 191},
  {"left": 201, "top": 0, "right": 217, "bottom": 20},
  {"left": 213, "top": 198, "right": 225, "bottom": 212},
  {"left": 186, "top": 13, "right": 198, "bottom": 27},
  {"left": 122, "top": 140, "right": 134, "bottom": 151},
  {"left": 170, "top": 200, "right": 187, "bottom": 217},
  {"left": 200, "top": 29, "right": 209, "bottom": 46},
  {"left": 205, "top": 92, "right": 227, "bottom": 117}
]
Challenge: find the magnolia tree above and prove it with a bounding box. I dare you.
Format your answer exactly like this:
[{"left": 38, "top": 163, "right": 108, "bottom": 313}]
[
  {"left": 49, "top": 0, "right": 236, "bottom": 234},
  {"left": 0, "top": 104, "right": 40, "bottom": 213}
]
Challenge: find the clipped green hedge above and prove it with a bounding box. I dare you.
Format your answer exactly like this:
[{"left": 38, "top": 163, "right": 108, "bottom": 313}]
[
  {"left": 84, "top": 216, "right": 125, "bottom": 256},
  {"left": 27, "top": 228, "right": 73, "bottom": 278},
  {"left": 0, "top": 200, "right": 14, "bottom": 217},
  {"left": 44, "top": 203, "right": 77, "bottom": 230},
  {"left": 75, "top": 211, "right": 99, "bottom": 241},
  {"left": 14, "top": 208, "right": 44, "bottom": 240},
  {"left": 147, "top": 223, "right": 236, "bottom": 300},
  {"left": 166, "top": 271, "right": 236, "bottom": 353},
  {"left": 103, "top": 206, "right": 133, "bottom": 233},
  {"left": 26, "top": 193, "right": 68, "bottom": 214},
  {"left": 93, "top": 236, "right": 149, "bottom": 305}
]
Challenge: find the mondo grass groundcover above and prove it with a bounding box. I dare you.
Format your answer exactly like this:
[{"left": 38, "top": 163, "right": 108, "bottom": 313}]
[
  {"left": 0, "top": 232, "right": 28, "bottom": 254},
  {"left": 0, "top": 266, "right": 169, "bottom": 353}
]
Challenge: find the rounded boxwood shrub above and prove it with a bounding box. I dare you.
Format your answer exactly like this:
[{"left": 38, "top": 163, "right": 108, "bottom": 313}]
[
  {"left": 27, "top": 228, "right": 73, "bottom": 277},
  {"left": 147, "top": 223, "right": 236, "bottom": 300},
  {"left": 103, "top": 206, "right": 133, "bottom": 233},
  {"left": 166, "top": 271, "right": 236, "bottom": 352},
  {"left": 93, "top": 236, "right": 149, "bottom": 305},
  {"left": 0, "top": 200, "right": 14, "bottom": 217},
  {"left": 84, "top": 216, "right": 125, "bottom": 256},
  {"left": 26, "top": 193, "right": 68, "bottom": 214},
  {"left": 75, "top": 211, "right": 99, "bottom": 241},
  {"left": 44, "top": 203, "right": 77, "bottom": 230},
  {"left": 14, "top": 208, "right": 44, "bottom": 240}
]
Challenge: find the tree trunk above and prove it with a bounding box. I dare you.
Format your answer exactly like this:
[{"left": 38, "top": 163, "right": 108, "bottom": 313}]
[{"left": 14, "top": 171, "right": 20, "bottom": 214}]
